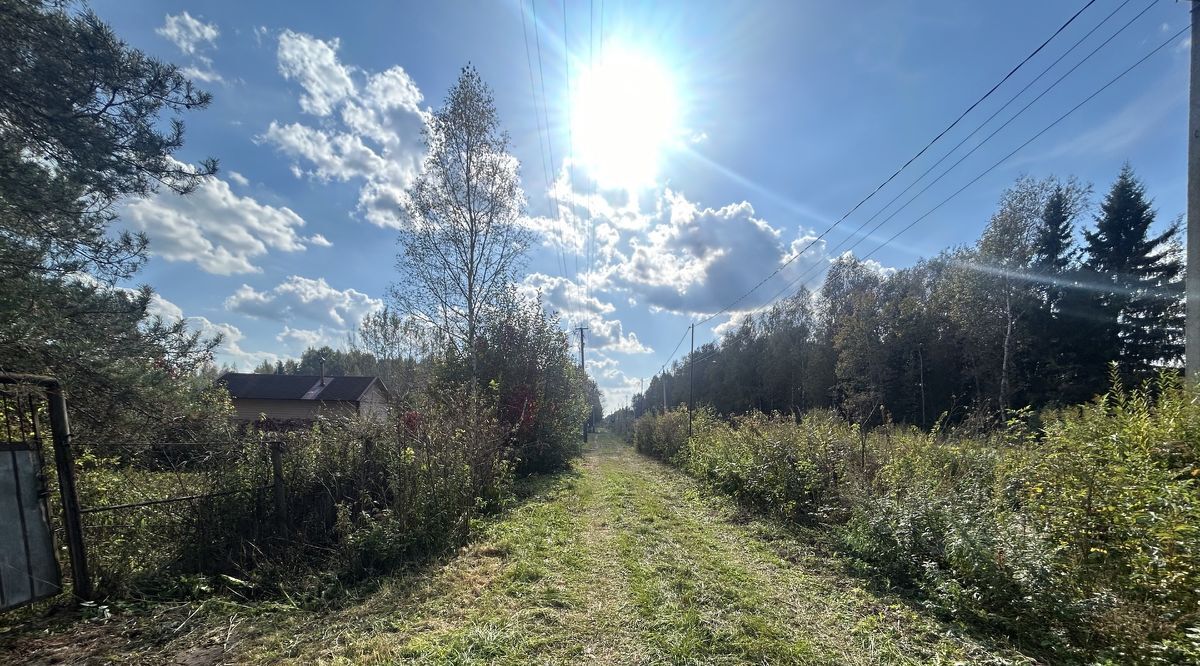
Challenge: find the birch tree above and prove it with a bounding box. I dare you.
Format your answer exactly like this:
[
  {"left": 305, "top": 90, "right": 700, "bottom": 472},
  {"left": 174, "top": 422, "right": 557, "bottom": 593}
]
[{"left": 391, "top": 65, "right": 532, "bottom": 384}]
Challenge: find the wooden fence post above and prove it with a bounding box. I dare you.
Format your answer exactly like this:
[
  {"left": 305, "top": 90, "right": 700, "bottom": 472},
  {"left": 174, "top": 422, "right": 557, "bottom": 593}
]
[
  {"left": 269, "top": 441, "right": 288, "bottom": 533},
  {"left": 46, "top": 384, "right": 91, "bottom": 601}
]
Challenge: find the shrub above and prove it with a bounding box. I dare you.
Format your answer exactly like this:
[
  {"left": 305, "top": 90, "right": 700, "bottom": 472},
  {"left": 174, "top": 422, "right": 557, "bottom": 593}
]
[
  {"left": 632, "top": 374, "right": 1200, "bottom": 662},
  {"left": 633, "top": 408, "right": 689, "bottom": 460}
]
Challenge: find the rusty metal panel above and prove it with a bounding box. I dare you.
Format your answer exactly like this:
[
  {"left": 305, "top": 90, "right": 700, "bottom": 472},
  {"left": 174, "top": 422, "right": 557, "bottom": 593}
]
[{"left": 0, "top": 441, "right": 61, "bottom": 611}]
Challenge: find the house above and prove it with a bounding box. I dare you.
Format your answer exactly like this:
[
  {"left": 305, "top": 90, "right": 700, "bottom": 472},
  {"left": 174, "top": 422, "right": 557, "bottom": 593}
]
[{"left": 218, "top": 372, "right": 391, "bottom": 422}]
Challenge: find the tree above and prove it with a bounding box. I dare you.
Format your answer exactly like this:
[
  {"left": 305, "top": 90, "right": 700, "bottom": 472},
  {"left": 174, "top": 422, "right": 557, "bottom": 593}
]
[
  {"left": 0, "top": 0, "right": 216, "bottom": 282},
  {"left": 390, "top": 65, "right": 533, "bottom": 385},
  {"left": 1083, "top": 165, "right": 1183, "bottom": 381},
  {"left": 0, "top": 0, "right": 218, "bottom": 440},
  {"left": 1029, "top": 179, "right": 1090, "bottom": 403},
  {"left": 1033, "top": 181, "right": 1087, "bottom": 276}
]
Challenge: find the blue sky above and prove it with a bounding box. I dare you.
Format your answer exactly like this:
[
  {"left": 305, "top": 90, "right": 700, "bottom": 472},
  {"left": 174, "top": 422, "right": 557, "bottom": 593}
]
[{"left": 95, "top": 0, "right": 1191, "bottom": 408}]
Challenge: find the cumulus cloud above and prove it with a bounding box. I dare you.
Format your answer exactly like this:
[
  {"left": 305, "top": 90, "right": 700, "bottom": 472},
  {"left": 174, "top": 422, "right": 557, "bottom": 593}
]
[
  {"left": 263, "top": 32, "right": 427, "bottom": 227},
  {"left": 227, "top": 171, "right": 250, "bottom": 187},
  {"left": 308, "top": 233, "right": 333, "bottom": 247},
  {"left": 187, "top": 316, "right": 279, "bottom": 369},
  {"left": 158, "top": 13, "right": 223, "bottom": 83},
  {"left": 122, "top": 167, "right": 309, "bottom": 275},
  {"left": 602, "top": 190, "right": 829, "bottom": 317},
  {"left": 132, "top": 289, "right": 279, "bottom": 369},
  {"left": 276, "top": 30, "right": 356, "bottom": 116},
  {"left": 275, "top": 325, "right": 346, "bottom": 351},
  {"left": 224, "top": 275, "right": 382, "bottom": 329},
  {"left": 157, "top": 12, "right": 218, "bottom": 55},
  {"left": 520, "top": 273, "right": 651, "bottom": 354},
  {"left": 145, "top": 292, "right": 184, "bottom": 322}
]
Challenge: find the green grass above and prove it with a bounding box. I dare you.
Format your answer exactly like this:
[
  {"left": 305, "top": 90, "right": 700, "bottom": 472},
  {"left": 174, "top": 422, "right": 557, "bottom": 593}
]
[{"left": 0, "top": 433, "right": 1034, "bottom": 664}]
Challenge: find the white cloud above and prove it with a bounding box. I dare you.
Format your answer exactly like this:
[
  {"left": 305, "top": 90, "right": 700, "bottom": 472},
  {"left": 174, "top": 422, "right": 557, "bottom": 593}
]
[
  {"left": 157, "top": 12, "right": 218, "bottom": 55},
  {"left": 224, "top": 275, "right": 382, "bottom": 329},
  {"left": 187, "top": 316, "right": 279, "bottom": 369},
  {"left": 130, "top": 289, "right": 278, "bottom": 369},
  {"left": 520, "top": 273, "right": 651, "bottom": 354},
  {"left": 158, "top": 13, "right": 223, "bottom": 84},
  {"left": 146, "top": 293, "right": 184, "bottom": 322},
  {"left": 308, "top": 233, "right": 333, "bottom": 247},
  {"left": 276, "top": 30, "right": 356, "bottom": 116},
  {"left": 227, "top": 171, "right": 250, "bottom": 187},
  {"left": 275, "top": 325, "right": 345, "bottom": 351},
  {"left": 605, "top": 190, "right": 830, "bottom": 317},
  {"left": 122, "top": 166, "right": 309, "bottom": 275},
  {"left": 262, "top": 32, "right": 428, "bottom": 228},
  {"left": 181, "top": 56, "right": 223, "bottom": 84}
]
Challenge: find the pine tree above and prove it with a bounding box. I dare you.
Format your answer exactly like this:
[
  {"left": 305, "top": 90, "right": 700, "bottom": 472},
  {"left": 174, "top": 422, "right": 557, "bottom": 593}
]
[{"left": 1083, "top": 165, "right": 1183, "bottom": 381}]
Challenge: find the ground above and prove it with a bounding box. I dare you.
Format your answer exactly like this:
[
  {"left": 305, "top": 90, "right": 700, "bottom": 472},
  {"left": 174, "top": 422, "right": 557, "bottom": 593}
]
[{"left": 0, "top": 433, "right": 1035, "bottom": 665}]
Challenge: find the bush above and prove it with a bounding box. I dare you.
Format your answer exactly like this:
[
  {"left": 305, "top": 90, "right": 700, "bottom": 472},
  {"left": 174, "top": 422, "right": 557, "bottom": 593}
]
[
  {"left": 633, "top": 408, "right": 689, "bottom": 460},
  {"left": 632, "top": 375, "right": 1200, "bottom": 662}
]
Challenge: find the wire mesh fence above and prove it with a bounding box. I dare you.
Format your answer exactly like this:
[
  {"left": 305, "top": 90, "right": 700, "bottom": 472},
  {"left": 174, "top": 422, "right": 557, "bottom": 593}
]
[{"left": 72, "top": 437, "right": 280, "bottom": 591}]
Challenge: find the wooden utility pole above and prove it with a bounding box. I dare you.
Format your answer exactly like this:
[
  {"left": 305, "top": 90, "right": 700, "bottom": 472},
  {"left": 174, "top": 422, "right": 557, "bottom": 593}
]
[
  {"left": 688, "top": 324, "right": 694, "bottom": 438},
  {"left": 662, "top": 374, "right": 667, "bottom": 413},
  {"left": 576, "top": 326, "right": 588, "bottom": 442},
  {"left": 918, "top": 343, "right": 927, "bottom": 429},
  {"left": 1188, "top": 1, "right": 1200, "bottom": 381}
]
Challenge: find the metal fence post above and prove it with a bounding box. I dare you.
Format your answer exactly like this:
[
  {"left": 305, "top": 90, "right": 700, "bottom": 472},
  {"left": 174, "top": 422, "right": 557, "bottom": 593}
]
[
  {"left": 46, "top": 383, "right": 91, "bottom": 601},
  {"left": 269, "top": 441, "right": 288, "bottom": 532}
]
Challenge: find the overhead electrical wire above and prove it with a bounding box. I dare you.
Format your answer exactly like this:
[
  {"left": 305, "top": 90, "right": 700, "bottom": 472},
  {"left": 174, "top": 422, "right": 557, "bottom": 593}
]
[
  {"left": 859, "top": 24, "right": 1188, "bottom": 263},
  {"left": 531, "top": 0, "right": 575, "bottom": 300},
  {"left": 764, "top": 0, "right": 1158, "bottom": 304},
  {"left": 563, "top": 0, "right": 581, "bottom": 282},
  {"left": 520, "top": 0, "right": 570, "bottom": 284},
  {"left": 692, "top": 0, "right": 1100, "bottom": 327}
]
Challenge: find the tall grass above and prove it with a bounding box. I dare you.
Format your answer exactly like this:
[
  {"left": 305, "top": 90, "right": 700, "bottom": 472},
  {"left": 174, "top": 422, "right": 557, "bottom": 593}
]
[
  {"left": 634, "top": 376, "right": 1200, "bottom": 663},
  {"left": 55, "top": 389, "right": 550, "bottom": 602}
]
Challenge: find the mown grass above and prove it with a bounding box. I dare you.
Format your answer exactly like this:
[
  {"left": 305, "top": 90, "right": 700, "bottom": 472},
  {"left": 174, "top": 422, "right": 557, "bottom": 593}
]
[{"left": 0, "top": 432, "right": 1034, "bottom": 664}]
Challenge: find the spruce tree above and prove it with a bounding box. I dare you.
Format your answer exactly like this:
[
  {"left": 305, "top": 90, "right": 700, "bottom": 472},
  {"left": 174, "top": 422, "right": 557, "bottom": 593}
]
[
  {"left": 1033, "top": 184, "right": 1082, "bottom": 277},
  {"left": 1029, "top": 181, "right": 1086, "bottom": 403},
  {"left": 1083, "top": 165, "right": 1183, "bottom": 381}
]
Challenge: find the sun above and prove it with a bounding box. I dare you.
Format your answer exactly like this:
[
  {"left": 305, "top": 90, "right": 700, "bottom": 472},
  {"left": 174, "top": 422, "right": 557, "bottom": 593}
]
[{"left": 572, "top": 47, "right": 680, "bottom": 191}]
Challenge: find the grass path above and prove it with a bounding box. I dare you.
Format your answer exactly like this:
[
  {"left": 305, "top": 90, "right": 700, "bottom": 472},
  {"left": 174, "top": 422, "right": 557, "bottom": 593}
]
[{"left": 1, "top": 433, "right": 1032, "bottom": 664}]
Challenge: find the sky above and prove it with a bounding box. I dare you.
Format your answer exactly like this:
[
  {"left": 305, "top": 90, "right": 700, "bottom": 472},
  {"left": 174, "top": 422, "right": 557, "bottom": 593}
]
[{"left": 93, "top": 0, "right": 1191, "bottom": 409}]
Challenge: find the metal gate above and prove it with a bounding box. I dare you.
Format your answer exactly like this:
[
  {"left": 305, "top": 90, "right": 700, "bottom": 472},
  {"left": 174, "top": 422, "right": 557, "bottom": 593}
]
[{"left": 0, "top": 381, "right": 61, "bottom": 610}]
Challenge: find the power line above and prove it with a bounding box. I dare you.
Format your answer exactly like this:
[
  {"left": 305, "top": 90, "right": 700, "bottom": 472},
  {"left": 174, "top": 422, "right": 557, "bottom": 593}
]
[
  {"left": 563, "top": 0, "right": 581, "bottom": 282},
  {"left": 766, "top": 0, "right": 1157, "bottom": 304},
  {"left": 693, "top": 0, "right": 1100, "bottom": 327},
  {"left": 531, "top": 0, "right": 576, "bottom": 300},
  {"left": 520, "top": 0, "right": 569, "bottom": 283},
  {"left": 585, "top": 0, "right": 596, "bottom": 314},
  {"left": 860, "top": 24, "right": 1188, "bottom": 262},
  {"left": 658, "top": 326, "right": 689, "bottom": 376}
]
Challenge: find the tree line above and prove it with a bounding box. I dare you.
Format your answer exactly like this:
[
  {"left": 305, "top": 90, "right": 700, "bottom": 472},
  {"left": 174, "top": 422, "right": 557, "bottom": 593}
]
[{"left": 628, "top": 167, "right": 1183, "bottom": 427}]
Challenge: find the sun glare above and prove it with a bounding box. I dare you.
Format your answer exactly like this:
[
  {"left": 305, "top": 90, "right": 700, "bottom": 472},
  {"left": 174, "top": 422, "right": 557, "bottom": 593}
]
[{"left": 573, "top": 47, "right": 680, "bottom": 191}]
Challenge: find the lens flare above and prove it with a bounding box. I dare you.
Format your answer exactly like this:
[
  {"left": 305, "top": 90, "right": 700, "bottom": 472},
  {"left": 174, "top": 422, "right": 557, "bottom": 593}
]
[{"left": 572, "top": 46, "right": 680, "bottom": 191}]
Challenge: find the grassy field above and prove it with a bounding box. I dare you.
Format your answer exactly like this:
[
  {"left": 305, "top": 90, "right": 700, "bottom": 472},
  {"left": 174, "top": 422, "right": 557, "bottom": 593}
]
[{"left": 0, "top": 433, "right": 1034, "bottom": 664}]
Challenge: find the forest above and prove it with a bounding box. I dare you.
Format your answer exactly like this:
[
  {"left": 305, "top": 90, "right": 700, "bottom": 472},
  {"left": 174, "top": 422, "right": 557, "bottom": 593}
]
[{"left": 624, "top": 168, "right": 1183, "bottom": 428}]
